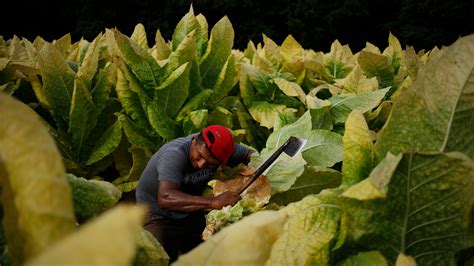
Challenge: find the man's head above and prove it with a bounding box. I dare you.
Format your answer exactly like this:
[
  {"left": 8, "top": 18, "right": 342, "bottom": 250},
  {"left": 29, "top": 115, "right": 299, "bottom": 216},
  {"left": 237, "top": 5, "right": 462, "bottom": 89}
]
[{"left": 190, "top": 125, "right": 235, "bottom": 169}]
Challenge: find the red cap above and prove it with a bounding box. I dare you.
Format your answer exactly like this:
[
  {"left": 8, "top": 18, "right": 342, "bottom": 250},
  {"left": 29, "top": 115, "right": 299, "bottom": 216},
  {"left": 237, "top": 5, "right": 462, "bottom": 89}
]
[{"left": 202, "top": 125, "right": 234, "bottom": 165}]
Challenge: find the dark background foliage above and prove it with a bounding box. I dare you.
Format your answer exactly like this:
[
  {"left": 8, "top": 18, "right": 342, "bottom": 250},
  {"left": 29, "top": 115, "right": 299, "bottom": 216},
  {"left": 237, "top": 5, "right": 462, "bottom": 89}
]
[{"left": 2, "top": 0, "right": 473, "bottom": 52}]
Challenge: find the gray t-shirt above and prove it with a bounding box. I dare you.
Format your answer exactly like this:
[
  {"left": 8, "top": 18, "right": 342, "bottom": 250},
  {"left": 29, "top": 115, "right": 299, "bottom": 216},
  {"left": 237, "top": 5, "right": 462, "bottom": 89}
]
[{"left": 136, "top": 133, "right": 252, "bottom": 219}]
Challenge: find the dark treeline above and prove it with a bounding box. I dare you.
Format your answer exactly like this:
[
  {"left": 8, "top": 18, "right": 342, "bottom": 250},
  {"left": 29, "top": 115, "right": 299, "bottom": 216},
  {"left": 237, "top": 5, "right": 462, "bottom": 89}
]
[{"left": 1, "top": 0, "right": 473, "bottom": 52}]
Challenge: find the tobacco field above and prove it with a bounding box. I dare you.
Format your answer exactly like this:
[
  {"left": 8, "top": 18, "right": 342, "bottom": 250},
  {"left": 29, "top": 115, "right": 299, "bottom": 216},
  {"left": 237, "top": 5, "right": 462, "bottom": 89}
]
[{"left": 0, "top": 6, "right": 473, "bottom": 266}]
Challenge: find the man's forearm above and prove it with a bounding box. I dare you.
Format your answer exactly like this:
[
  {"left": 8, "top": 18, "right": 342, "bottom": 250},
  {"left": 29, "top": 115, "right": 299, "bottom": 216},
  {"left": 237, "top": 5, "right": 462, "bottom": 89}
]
[{"left": 158, "top": 189, "right": 214, "bottom": 212}]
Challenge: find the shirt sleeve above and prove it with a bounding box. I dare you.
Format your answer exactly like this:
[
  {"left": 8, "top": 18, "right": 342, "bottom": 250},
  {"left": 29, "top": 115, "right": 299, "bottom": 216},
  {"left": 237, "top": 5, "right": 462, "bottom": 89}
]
[
  {"left": 227, "top": 143, "right": 254, "bottom": 167},
  {"left": 156, "top": 150, "right": 188, "bottom": 187}
]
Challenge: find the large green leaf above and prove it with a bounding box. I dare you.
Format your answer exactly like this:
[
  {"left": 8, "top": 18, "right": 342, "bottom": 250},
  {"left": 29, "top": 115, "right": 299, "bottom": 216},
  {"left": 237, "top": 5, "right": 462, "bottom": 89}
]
[
  {"left": 37, "top": 43, "right": 75, "bottom": 121},
  {"left": 200, "top": 16, "right": 234, "bottom": 89},
  {"left": 174, "top": 211, "right": 286, "bottom": 265},
  {"left": 115, "top": 69, "right": 152, "bottom": 134},
  {"left": 250, "top": 150, "right": 306, "bottom": 194},
  {"left": 300, "top": 130, "right": 344, "bottom": 167},
  {"left": 340, "top": 65, "right": 379, "bottom": 94},
  {"left": 329, "top": 87, "right": 389, "bottom": 124},
  {"left": 155, "top": 62, "right": 190, "bottom": 118},
  {"left": 67, "top": 174, "right": 122, "bottom": 220},
  {"left": 309, "top": 107, "right": 333, "bottom": 130},
  {"left": 86, "top": 119, "right": 122, "bottom": 165},
  {"left": 171, "top": 6, "right": 199, "bottom": 51},
  {"left": 266, "top": 110, "right": 312, "bottom": 149},
  {"left": 77, "top": 33, "right": 102, "bottom": 88},
  {"left": 324, "top": 40, "right": 353, "bottom": 80},
  {"left": 68, "top": 78, "right": 99, "bottom": 154},
  {"left": 147, "top": 102, "right": 181, "bottom": 140},
  {"left": 267, "top": 195, "right": 342, "bottom": 265},
  {"left": 357, "top": 50, "right": 394, "bottom": 88},
  {"left": 209, "top": 54, "right": 237, "bottom": 104},
  {"left": 133, "top": 228, "right": 169, "bottom": 266},
  {"left": 341, "top": 110, "right": 374, "bottom": 186},
  {"left": 26, "top": 205, "right": 146, "bottom": 266},
  {"left": 274, "top": 78, "right": 306, "bottom": 103},
  {"left": 176, "top": 89, "right": 213, "bottom": 121},
  {"left": 367, "top": 152, "right": 474, "bottom": 265},
  {"left": 271, "top": 166, "right": 342, "bottom": 205},
  {"left": 0, "top": 93, "right": 76, "bottom": 265},
  {"left": 375, "top": 34, "right": 474, "bottom": 159},
  {"left": 118, "top": 114, "right": 156, "bottom": 150},
  {"left": 342, "top": 152, "right": 402, "bottom": 200},
  {"left": 111, "top": 29, "right": 163, "bottom": 94},
  {"left": 249, "top": 101, "right": 296, "bottom": 129},
  {"left": 130, "top": 23, "right": 149, "bottom": 51},
  {"left": 91, "top": 67, "right": 113, "bottom": 114},
  {"left": 152, "top": 29, "right": 171, "bottom": 61},
  {"left": 112, "top": 147, "right": 148, "bottom": 192},
  {"left": 165, "top": 29, "right": 202, "bottom": 97}
]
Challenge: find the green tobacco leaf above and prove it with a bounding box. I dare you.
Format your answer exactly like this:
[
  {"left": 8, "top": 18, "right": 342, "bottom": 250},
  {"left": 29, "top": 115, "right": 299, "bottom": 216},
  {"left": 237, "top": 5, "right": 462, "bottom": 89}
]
[
  {"left": 195, "top": 13, "right": 209, "bottom": 56},
  {"left": 249, "top": 101, "right": 295, "bottom": 129},
  {"left": 91, "top": 68, "right": 113, "bottom": 114},
  {"left": 299, "top": 129, "right": 343, "bottom": 167},
  {"left": 130, "top": 23, "right": 149, "bottom": 51},
  {"left": 119, "top": 114, "right": 156, "bottom": 150},
  {"left": 208, "top": 106, "right": 233, "bottom": 128},
  {"left": 274, "top": 78, "right": 306, "bottom": 103},
  {"left": 176, "top": 89, "right": 213, "bottom": 121},
  {"left": 147, "top": 102, "right": 180, "bottom": 140},
  {"left": 340, "top": 65, "right": 379, "bottom": 94},
  {"left": 357, "top": 50, "right": 394, "bottom": 88},
  {"left": 0, "top": 93, "right": 76, "bottom": 265},
  {"left": 86, "top": 119, "right": 122, "bottom": 165},
  {"left": 342, "top": 110, "right": 374, "bottom": 186},
  {"left": 174, "top": 211, "right": 286, "bottom": 265},
  {"left": 115, "top": 69, "right": 152, "bottom": 134},
  {"left": 324, "top": 40, "right": 354, "bottom": 79},
  {"left": 242, "top": 63, "right": 276, "bottom": 100},
  {"left": 336, "top": 251, "right": 388, "bottom": 266},
  {"left": 375, "top": 34, "right": 474, "bottom": 159},
  {"left": 133, "top": 228, "right": 169, "bottom": 266},
  {"left": 37, "top": 42, "right": 75, "bottom": 121},
  {"left": 239, "top": 64, "right": 257, "bottom": 107},
  {"left": 250, "top": 150, "right": 306, "bottom": 194},
  {"left": 153, "top": 29, "right": 171, "bottom": 60},
  {"left": 112, "top": 29, "right": 163, "bottom": 94},
  {"left": 182, "top": 109, "right": 208, "bottom": 135},
  {"left": 266, "top": 110, "right": 312, "bottom": 149},
  {"left": 113, "top": 147, "right": 148, "bottom": 193},
  {"left": 165, "top": 29, "right": 202, "bottom": 98},
  {"left": 274, "top": 109, "right": 298, "bottom": 131},
  {"left": 368, "top": 152, "right": 474, "bottom": 265},
  {"left": 268, "top": 195, "right": 342, "bottom": 265},
  {"left": 69, "top": 78, "right": 99, "bottom": 153},
  {"left": 210, "top": 54, "right": 237, "bottom": 103},
  {"left": 171, "top": 6, "right": 199, "bottom": 51},
  {"left": 310, "top": 107, "right": 333, "bottom": 130},
  {"left": 77, "top": 33, "right": 102, "bottom": 88},
  {"left": 26, "top": 205, "right": 146, "bottom": 266},
  {"left": 200, "top": 16, "right": 234, "bottom": 89},
  {"left": 342, "top": 152, "right": 402, "bottom": 200},
  {"left": 271, "top": 166, "right": 342, "bottom": 205},
  {"left": 280, "top": 35, "right": 304, "bottom": 63},
  {"left": 329, "top": 87, "right": 389, "bottom": 124},
  {"left": 67, "top": 174, "right": 122, "bottom": 220},
  {"left": 155, "top": 63, "right": 190, "bottom": 118}
]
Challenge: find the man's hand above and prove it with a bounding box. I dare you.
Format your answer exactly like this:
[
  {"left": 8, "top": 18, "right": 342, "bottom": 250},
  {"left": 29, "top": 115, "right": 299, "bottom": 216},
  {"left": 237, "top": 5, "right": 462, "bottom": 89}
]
[{"left": 210, "top": 191, "right": 241, "bottom": 209}]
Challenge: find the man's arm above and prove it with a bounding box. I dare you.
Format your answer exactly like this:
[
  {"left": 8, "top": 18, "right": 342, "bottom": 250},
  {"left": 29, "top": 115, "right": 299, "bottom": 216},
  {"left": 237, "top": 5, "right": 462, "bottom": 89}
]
[{"left": 157, "top": 180, "right": 240, "bottom": 212}]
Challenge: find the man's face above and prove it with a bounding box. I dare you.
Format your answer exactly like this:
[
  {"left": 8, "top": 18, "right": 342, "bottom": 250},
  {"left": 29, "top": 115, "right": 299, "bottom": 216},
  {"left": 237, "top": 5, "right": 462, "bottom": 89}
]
[{"left": 190, "top": 137, "right": 220, "bottom": 169}]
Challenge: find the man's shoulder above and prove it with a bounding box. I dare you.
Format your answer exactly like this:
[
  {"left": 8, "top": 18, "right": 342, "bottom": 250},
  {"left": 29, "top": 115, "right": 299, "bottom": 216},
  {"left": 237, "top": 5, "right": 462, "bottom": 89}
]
[{"left": 157, "top": 134, "right": 195, "bottom": 157}]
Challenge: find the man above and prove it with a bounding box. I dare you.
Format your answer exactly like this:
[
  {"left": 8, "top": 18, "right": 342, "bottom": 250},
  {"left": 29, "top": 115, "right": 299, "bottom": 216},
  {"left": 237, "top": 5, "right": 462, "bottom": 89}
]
[{"left": 136, "top": 125, "right": 254, "bottom": 262}]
